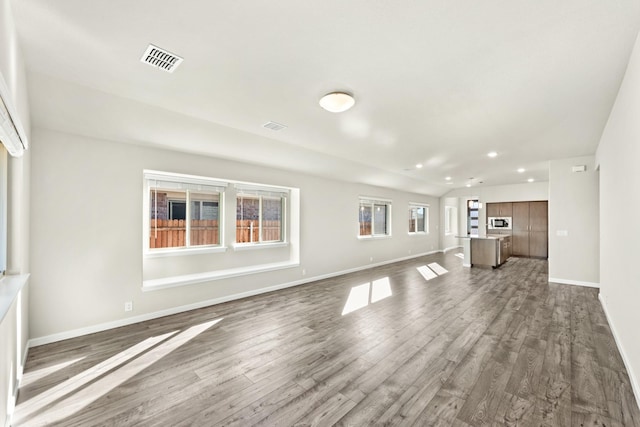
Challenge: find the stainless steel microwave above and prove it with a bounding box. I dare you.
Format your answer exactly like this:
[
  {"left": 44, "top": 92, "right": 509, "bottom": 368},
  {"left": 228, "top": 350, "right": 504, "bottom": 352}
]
[{"left": 488, "top": 217, "right": 512, "bottom": 230}]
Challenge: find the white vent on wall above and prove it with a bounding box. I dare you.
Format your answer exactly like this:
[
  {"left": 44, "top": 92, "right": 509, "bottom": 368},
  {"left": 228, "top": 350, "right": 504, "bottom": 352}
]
[
  {"left": 140, "top": 44, "right": 183, "bottom": 73},
  {"left": 263, "top": 121, "right": 287, "bottom": 131},
  {"left": 0, "top": 74, "right": 28, "bottom": 157},
  {"left": 572, "top": 165, "right": 587, "bottom": 173}
]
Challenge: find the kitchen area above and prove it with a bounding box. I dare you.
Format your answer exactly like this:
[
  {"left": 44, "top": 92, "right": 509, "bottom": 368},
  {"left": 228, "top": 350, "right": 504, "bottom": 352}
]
[{"left": 456, "top": 200, "right": 548, "bottom": 268}]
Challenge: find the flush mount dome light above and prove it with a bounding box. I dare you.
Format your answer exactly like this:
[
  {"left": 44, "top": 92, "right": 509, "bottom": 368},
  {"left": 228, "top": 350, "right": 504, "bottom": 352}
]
[{"left": 319, "top": 92, "right": 355, "bottom": 113}]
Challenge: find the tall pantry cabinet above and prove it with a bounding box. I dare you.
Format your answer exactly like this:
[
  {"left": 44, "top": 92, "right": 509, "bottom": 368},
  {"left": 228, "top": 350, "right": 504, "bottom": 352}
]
[{"left": 512, "top": 201, "right": 548, "bottom": 258}]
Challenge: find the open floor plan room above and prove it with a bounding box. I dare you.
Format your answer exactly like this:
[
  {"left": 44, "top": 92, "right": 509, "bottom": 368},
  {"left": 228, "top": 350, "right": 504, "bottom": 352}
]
[{"left": 13, "top": 253, "right": 640, "bottom": 426}]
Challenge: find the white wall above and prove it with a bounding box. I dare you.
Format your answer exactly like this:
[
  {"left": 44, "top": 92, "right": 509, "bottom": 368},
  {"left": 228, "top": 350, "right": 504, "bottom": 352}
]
[
  {"left": 443, "top": 181, "right": 549, "bottom": 203},
  {"left": 596, "top": 32, "right": 640, "bottom": 405},
  {"left": 29, "top": 128, "right": 440, "bottom": 341},
  {"left": 0, "top": 0, "right": 30, "bottom": 425},
  {"left": 441, "top": 181, "right": 549, "bottom": 239},
  {"left": 548, "top": 156, "right": 599, "bottom": 286}
]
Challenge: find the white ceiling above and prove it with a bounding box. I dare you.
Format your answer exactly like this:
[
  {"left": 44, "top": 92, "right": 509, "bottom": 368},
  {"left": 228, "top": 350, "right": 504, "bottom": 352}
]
[{"left": 11, "top": 0, "right": 640, "bottom": 196}]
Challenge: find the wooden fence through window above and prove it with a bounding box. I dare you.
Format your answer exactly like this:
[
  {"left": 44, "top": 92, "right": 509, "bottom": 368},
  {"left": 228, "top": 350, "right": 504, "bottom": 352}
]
[
  {"left": 359, "top": 222, "right": 372, "bottom": 236},
  {"left": 236, "top": 220, "right": 281, "bottom": 243},
  {"left": 149, "top": 219, "right": 282, "bottom": 248}
]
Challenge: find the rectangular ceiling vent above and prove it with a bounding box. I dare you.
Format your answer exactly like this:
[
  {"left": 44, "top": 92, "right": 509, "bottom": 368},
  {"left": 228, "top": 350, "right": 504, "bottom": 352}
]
[
  {"left": 263, "top": 121, "right": 287, "bottom": 131},
  {"left": 140, "top": 44, "right": 183, "bottom": 73}
]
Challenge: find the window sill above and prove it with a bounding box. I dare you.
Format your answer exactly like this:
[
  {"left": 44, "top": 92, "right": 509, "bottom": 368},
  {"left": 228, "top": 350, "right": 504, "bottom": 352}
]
[
  {"left": 144, "top": 246, "right": 228, "bottom": 258},
  {"left": 232, "top": 241, "right": 289, "bottom": 251},
  {"left": 0, "top": 274, "right": 29, "bottom": 324},
  {"left": 408, "top": 232, "right": 428, "bottom": 236},
  {"left": 357, "top": 235, "right": 392, "bottom": 240},
  {"left": 142, "top": 260, "right": 299, "bottom": 291}
]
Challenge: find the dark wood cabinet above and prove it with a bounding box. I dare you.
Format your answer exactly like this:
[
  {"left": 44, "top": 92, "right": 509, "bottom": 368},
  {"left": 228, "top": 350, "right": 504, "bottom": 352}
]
[
  {"left": 487, "top": 202, "right": 512, "bottom": 217},
  {"left": 512, "top": 201, "right": 548, "bottom": 258}
]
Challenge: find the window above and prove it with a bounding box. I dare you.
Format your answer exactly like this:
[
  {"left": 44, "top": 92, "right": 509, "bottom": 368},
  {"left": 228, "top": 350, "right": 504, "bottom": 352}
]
[
  {"left": 146, "top": 172, "right": 226, "bottom": 251},
  {"left": 467, "top": 199, "right": 479, "bottom": 236},
  {"left": 236, "top": 185, "right": 287, "bottom": 245},
  {"left": 444, "top": 206, "right": 457, "bottom": 235},
  {"left": 408, "top": 203, "right": 428, "bottom": 234},
  {"left": 359, "top": 198, "right": 391, "bottom": 237}
]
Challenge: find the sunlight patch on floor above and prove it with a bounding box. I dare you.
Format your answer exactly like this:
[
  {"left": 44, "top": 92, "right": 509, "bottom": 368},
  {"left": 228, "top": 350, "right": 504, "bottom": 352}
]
[
  {"left": 20, "top": 357, "right": 87, "bottom": 388},
  {"left": 417, "top": 263, "right": 448, "bottom": 282},
  {"left": 417, "top": 265, "right": 437, "bottom": 281},
  {"left": 342, "top": 283, "right": 370, "bottom": 316},
  {"left": 15, "top": 318, "right": 223, "bottom": 426},
  {"left": 371, "top": 277, "right": 392, "bottom": 303},
  {"left": 428, "top": 262, "right": 448, "bottom": 275},
  {"left": 342, "top": 277, "right": 393, "bottom": 315}
]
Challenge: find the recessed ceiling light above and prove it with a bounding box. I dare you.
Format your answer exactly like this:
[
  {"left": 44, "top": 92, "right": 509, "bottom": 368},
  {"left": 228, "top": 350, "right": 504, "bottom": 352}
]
[
  {"left": 517, "top": 168, "right": 525, "bottom": 173},
  {"left": 416, "top": 163, "right": 423, "bottom": 169},
  {"left": 466, "top": 183, "right": 471, "bottom": 187},
  {"left": 488, "top": 151, "right": 498, "bottom": 158},
  {"left": 445, "top": 176, "right": 451, "bottom": 181},
  {"left": 527, "top": 178, "right": 534, "bottom": 183},
  {"left": 319, "top": 92, "right": 355, "bottom": 113}
]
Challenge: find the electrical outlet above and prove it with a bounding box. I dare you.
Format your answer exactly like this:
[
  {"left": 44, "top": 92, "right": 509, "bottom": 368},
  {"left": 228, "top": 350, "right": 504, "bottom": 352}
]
[
  {"left": 369, "top": 256, "right": 373, "bottom": 262},
  {"left": 124, "top": 301, "right": 133, "bottom": 312},
  {"left": 302, "top": 268, "right": 306, "bottom": 276}
]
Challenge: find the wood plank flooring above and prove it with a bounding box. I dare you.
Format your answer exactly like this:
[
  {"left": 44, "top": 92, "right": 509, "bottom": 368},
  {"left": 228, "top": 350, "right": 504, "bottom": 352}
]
[{"left": 13, "top": 253, "right": 640, "bottom": 426}]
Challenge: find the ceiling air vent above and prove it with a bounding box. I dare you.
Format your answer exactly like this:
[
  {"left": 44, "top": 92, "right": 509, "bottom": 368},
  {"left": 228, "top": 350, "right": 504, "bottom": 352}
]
[
  {"left": 140, "top": 44, "right": 183, "bottom": 73},
  {"left": 263, "top": 121, "right": 287, "bottom": 131}
]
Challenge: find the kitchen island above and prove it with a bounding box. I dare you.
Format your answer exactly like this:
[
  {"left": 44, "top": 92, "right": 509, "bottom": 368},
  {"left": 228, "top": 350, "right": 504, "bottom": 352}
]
[{"left": 470, "top": 235, "right": 511, "bottom": 267}]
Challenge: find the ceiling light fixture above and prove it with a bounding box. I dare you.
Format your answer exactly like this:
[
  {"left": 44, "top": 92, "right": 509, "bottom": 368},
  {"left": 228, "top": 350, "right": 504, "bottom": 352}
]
[
  {"left": 528, "top": 178, "right": 534, "bottom": 182},
  {"left": 416, "top": 163, "right": 423, "bottom": 169},
  {"left": 517, "top": 168, "right": 525, "bottom": 173},
  {"left": 445, "top": 176, "right": 451, "bottom": 181},
  {"left": 466, "top": 184, "right": 471, "bottom": 187},
  {"left": 488, "top": 151, "right": 498, "bottom": 158},
  {"left": 319, "top": 92, "right": 355, "bottom": 113}
]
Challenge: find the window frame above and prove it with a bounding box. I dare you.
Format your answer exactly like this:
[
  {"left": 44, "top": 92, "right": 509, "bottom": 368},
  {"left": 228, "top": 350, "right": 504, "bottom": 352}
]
[
  {"left": 358, "top": 197, "right": 392, "bottom": 239},
  {"left": 144, "top": 171, "right": 227, "bottom": 257},
  {"left": 234, "top": 185, "right": 288, "bottom": 248},
  {"left": 408, "top": 203, "right": 429, "bottom": 235}
]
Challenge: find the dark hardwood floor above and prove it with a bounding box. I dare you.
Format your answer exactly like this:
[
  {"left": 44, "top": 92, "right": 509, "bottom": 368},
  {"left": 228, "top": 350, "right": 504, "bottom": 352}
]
[{"left": 13, "top": 253, "right": 640, "bottom": 426}]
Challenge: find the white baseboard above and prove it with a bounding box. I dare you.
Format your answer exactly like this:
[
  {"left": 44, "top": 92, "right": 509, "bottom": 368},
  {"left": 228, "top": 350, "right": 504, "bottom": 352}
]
[
  {"left": 442, "top": 245, "right": 462, "bottom": 253},
  {"left": 30, "top": 249, "right": 443, "bottom": 347},
  {"left": 548, "top": 277, "right": 600, "bottom": 288},
  {"left": 598, "top": 293, "right": 640, "bottom": 412}
]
